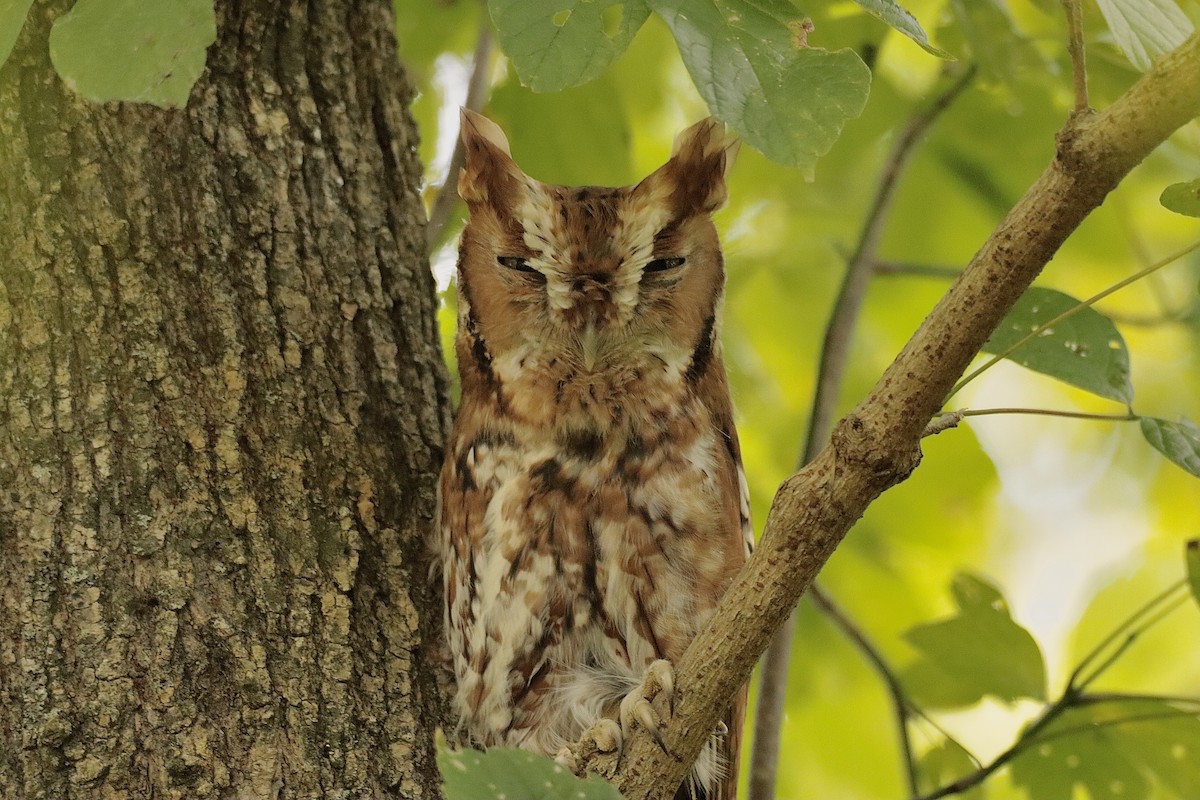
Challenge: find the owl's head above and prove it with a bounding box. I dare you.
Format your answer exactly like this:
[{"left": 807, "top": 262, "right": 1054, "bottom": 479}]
[{"left": 454, "top": 110, "right": 737, "bottom": 380}]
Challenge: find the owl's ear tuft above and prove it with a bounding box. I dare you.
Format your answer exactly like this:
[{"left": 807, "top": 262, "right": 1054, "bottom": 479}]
[
  {"left": 458, "top": 109, "right": 524, "bottom": 206},
  {"left": 638, "top": 118, "right": 739, "bottom": 215}
]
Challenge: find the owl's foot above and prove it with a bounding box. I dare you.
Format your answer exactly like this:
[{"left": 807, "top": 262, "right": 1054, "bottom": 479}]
[
  {"left": 556, "top": 717, "right": 621, "bottom": 772},
  {"left": 619, "top": 658, "right": 675, "bottom": 754},
  {"left": 558, "top": 660, "right": 676, "bottom": 777}
]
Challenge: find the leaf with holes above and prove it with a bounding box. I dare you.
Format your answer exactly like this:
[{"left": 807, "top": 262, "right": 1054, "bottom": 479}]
[
  {"left": 648, "top": 0, "right": 870, "bottom": 176},
  {"left": 1161, "top": 179, "right": 1200, "bottom": 218},
  {"left": 440, "top": 745, "right": 624, "bottom": 800},
  {"left": 1141, "top": 417, "right": 1200, "bottom": 477},
  {"left": 490, "top": 0, "right": 651, "bottom": 93},
  {"left": 1011, "top": 700, "right": 1200, "bottom": 800},
  {"left": 1094, "top": 0, "right": 1194, "bottom": 71},
  {"left": 848, "top": 0, "right": 950, "bottom": 57},
  {"left": 982, "top": 287, "right": 1133, "bottom": 404},
  {"left": 48, "top": 0, "right": 215, "bottom": 108},
  {"left": 0, "top": 0, "right": 34, "bottom": 69}
]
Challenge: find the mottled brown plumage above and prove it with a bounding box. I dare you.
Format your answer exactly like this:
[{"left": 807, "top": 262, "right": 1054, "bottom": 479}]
[{"left": 439, "top": 110, "right": 751, "bottom": 799}]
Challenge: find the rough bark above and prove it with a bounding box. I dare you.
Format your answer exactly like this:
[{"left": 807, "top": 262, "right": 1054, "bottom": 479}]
[
  {"left": 0, "top": 2, "right": 449, "bottom": 798},
  {"left": 578, "top": 32, "right": 1200, "bottom": 800}
]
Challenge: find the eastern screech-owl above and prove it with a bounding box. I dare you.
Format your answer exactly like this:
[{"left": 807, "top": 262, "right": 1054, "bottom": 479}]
[{"left": 439, "top": 110, "right": 752, "bottom": 800}]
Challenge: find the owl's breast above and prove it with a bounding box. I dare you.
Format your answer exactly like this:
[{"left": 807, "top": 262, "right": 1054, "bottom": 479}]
[{"left": 490, "top": 341, "right": 693, "bottom": 434}]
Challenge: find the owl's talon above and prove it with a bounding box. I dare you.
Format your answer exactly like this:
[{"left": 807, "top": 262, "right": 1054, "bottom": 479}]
[
  {"left": 650, "top": 659, "right": 675, "bottom": 714},
  {"left": 578, "top": 717, "right": 622, "bottom": 755},
  {"left": 622, "top": 696, "right": 668, "bottom": 753},
  {"left": 617, "top": 659, "right": 676, "bottom": 754}
]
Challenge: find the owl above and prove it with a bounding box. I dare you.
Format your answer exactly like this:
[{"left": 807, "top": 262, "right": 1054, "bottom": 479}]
[{"left": 439, "top": 109, "right": 752, "bottom": 800}]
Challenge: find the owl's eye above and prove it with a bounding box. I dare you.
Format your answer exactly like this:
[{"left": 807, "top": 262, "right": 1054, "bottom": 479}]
[
  {"left": 644, "top": 257, "right": 686, "bottom": 273},
  {"left": 496, "top": 256, "right": 539, "bottom": 274}
]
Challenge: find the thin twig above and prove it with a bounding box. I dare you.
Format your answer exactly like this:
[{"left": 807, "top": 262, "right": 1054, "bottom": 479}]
[
  {"left": 911, "top": 697, "right": 1074, "bottom": 800},
  {"left": 1102, "top": 304, "right": 1197, "bottom": 326},
  {"left": 872, "top": 261, "right": 962, "bottom": 279},
  {"left": 937, "top": 407, "right": 1139, "bottom": 422},
  {"left": 913, "top": 583, "right": 1191, "bottom": 799},
  {"left": 1025, "top": 709, "right": 1200, "bottom": 747},
  {"left": 1062, "top": 0, "right": 1090, "bottom": 111},
  {"left": 1074, "top": 594, "right": 1191, "bottom": 690},
  {"left": 911, "top": 701, "right": 1200, "bottom": 800},
  {"left": 1066, "top": 580, "right": 1186, "bottom": 690},
  {"left": 425, "top": 15, "right": 493, "bottom": 254},
  {"left": 922, "top": 411, "right": 964, "bottom": 437},
  {"left": 748, "top": 64, "right": 976, "bottom": 800},
  {"left": 1076, "top": 691, "right": 1200, "bottom": 707},
  {"left": 949, "top": 238, "right": 1200, "bottom": 399},
  {"left": 809, "top": 587, "right": 923, "bottom": 794}
]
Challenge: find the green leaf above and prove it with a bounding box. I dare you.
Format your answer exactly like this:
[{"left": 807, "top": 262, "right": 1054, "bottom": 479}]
[
  {"left": 1161, "top": 179, "right": 1200, "bottom": 217},
  {"left": 1140, "top": 417, "right": 1200, "bottom": 477},
  {"left": 1011, "top": 700, "right": 1200, "bottom": 800},
  {"left": 917, "top": 740, "right": 983, "bottom": 800},
  {"left": 439, "top": 745, "right": 624, "bottom": 800},
  {"left": 949, "top": 572, "right": 1008, "bottom": 613},
  {"left": 847, "top": 0, "right": 950, "bottom": 58},
  {"left": 982, "top": 287, "right": 1134, "bottom": 404},
  {"left": 0, "top": 0, "right": 34, "bottom": 69},
  {"left": 489, "top": 0, "right": 651, "bottom": 93},
  {"left": 48, "top": 0, "right": 215, "bottom": 108},
  {"left": 1186, "top": 540, "right": 1200, "bottom": 611},
  {"left": 1094, "top": 0, "right": 1194, "bottom": 71},
  {"left": 648, "top": 0, "right": 871, "bottom": 177},
  {"left": 901, "top": 573, "right": 1046, "bottom": 708}
]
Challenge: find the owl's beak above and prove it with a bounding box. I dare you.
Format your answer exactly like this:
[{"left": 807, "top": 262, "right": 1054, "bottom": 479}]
[{"left": 580, "top": 324, "right": 600, "bottom": 372}]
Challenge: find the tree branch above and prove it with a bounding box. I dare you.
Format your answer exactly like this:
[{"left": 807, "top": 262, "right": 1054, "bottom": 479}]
[
  {"left": 749, "top": 65, "right": 974, "bottom": 800},
  {"left": 574, "top": 32, "right": 1200, "bottom": 800}
]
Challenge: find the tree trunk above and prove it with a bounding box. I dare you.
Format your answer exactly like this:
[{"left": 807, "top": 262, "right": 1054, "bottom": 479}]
[{"left": 0, "top": 2, "right": 449, "bottom": 798}]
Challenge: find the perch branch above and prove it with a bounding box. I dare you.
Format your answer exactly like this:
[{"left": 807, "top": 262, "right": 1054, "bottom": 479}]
[
  {"left": 572, "top": 32, "right": 1200, "bottom": 800},
  {"left": 749, "top": 65, "right": 975, "bottom": 800}
]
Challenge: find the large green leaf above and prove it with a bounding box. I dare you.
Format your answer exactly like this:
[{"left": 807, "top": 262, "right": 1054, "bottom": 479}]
[
  {"left": 0, "top": 0, "right": 34, "bottom": 69},
  {"left": 982, "top": 287, "right": 1134, "bottom": 404},
  {"left": 847, "top": 0, "right": 949, "bottom": 57},
  {"left": 648, "top": 0, "right": 870, "bottom": 177},
  {"left": 1160, "top": 179, "right": 1200, "bottom": 218},
  {"left": 439, "top": 746, "right": 623, "bottom": 800},
  {"left": 1140, "top": 416, "right": 1200, "bottom": 477},
  {"left": 901, "top": 573, "right": 1046, "bottom": 708},
  {"left": 1094, "top": 0, "right": 1194, "bottom": 71},
  {"left": 1011, "top": 700, "right": 1200, "bottom": 800},
  {"left": 489, "top": 0, "right": 651, "bottom": 93},
  {"left": 48, "top": 0, "right": 215, "bottom": 108}
]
